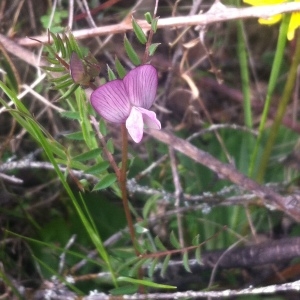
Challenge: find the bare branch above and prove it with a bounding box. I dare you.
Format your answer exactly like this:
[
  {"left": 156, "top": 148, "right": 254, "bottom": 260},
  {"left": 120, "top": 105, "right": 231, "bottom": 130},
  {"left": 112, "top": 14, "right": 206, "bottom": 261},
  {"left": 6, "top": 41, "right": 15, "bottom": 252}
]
[
  {"left": 32, "top": 278, "right": 300, "bottom": 299},
  {"left": 146, "top": 128, "right": 300, "bottom": 221},
  {"left": 17, "top": 2, "right": 300, "bottom": 47}
]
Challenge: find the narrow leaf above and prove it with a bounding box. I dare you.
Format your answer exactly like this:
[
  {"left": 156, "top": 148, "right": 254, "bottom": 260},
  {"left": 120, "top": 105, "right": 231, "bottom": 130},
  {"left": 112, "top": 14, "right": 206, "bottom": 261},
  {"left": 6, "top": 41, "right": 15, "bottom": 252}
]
[
  {"left": 128, "top": 258, "right": 150, "bottom": 277},
  {"left": 60, "top": 111, "right": 80, "bottom": 120},
  {"left": 151, "top": 17, "right": 159, "bottom": 33},
  {"left": 99, "top": 118, "right": 107, "bottom": 136},
  {"left": 195, "top": 246, "right": 202, "bottom": 264},
  {"left": 154, "top": 236, "right": 166, "bottom": 251},
  {"left": 192, "top": 234, "right": 200, "bottom": 246},
  {"left": 106, "top": 138, "right": 114, "bottom": 154},
  {"left": 93, "top": 174, "right": 116, "bottom": 190},
  {"left": 43, "top": 42, "right": 58, "bottom": 58},
  {"left": 149, "top": 43, "right": 161, "bottom": 56},
  {"left": 55, "top": 158, "right": 87, "bottom": 172},
  {"left": 73, "top": 148, "right": 102, "bottom": 162},
  {"left": 58, "top": 83, "right": 79, "bottom": 101},
  {"left": 68, "top": 31, "right": 83, "bottom": 58},
  {"left": 160, "top": 254, "right": 171, "bottom": 277},
  {"left": 132, "top": 18, "right": 147, "bottom": 44},
  {"left": 134, "top": 241, "right": 144, "bottom": 255},
  {"left": 124, "top": 35, "right": 141, "bottom": 66},
  {"left": 0, "top": 43, "right": 21, "bottom": 94},
  {"left": 135, "top": 224, "right": 148, "bottom": 234},
  {"left": 170, "top": 231, "right": 181, "bottom": 249},
  {"left": 42, "top": 66, "right": 65, "bottom": 72},
  {"left": 50, "top": 73, "right": 71, "bottom": 83},
  {"left": 75, "top": 87, "right": 96, "bottom": 150},
  {"left": 46, "top": 57, "right": 61, "bottom": 65},
  {"left": 115, "top": 57, "right": 126, "bottom": 79},
  {"left": 47, "top": 139, "right": 67, "bottom": 159},
  {"left": 118, "top": 276, "right": 176, "bottom": 289},
  {"left": 56, "top": 33, "right": 66, "bottom": 58},
  {"left": 142, "top": 195, "right": 159, "bottom": 219},
  {"left": 148, "top": 257, "right": 159, "bottom": 278},
  {"left": 63, "top": 33, "right": 73, "bottom": 58},
  {"left": 107, "top": 65, "right": 116, "bottom": 81},
  {"left": 52, "top": 78, "right": 74, "bottom": 90},
  {"left": 183, "top": 252, "right": 191, "bottom": 273},
  {"left": 64, "top": 131, "right": 85, "bottom": 140},
  {"left": 81, "top": 117, "right": 93, "bottom": 148},
  {"left": 49, "top": 31, "right": 60, "bottom": 52},
  {"left": 84, "top": 161, "right": 110, "bottom": 175},
  {"left": 144, "top": 12, "right": 152, "bottom": 24},
  {"left": 143, "top": 239, "right": 154, "bottom": 252}
]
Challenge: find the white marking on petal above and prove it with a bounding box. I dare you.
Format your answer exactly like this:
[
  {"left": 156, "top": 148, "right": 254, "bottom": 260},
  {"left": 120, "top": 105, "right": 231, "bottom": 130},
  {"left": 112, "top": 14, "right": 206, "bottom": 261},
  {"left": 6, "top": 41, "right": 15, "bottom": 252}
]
[
  {"left": 126, "top": 107, "right": 144, "bottom": 143},
  {"left": 136, "top": 107, "right": 161, "bottom": 130}
]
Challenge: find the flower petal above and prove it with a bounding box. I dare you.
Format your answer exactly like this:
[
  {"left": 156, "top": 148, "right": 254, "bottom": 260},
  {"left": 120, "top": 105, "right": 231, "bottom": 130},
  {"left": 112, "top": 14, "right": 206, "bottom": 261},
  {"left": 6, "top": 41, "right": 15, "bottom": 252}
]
[
  {"left": 90, "top": 80, "right": 131, "bottom": 123},
  {"left": 287, "top": 12, "right": 300, "bottom": 40},
  {"left": 123, "top": 65, "right": 158, "bottom": 109},
  {"left": 243, "top": 0, "right": 284, "bottom": 25},
  {"left": 258, "top": 14, "right": 282, "bottom": 25},
  {"left": 243, "top": 0, "right": 284, "bottom": 5},
  {"left": 136, "top": 107, "right": 161, "bottom": 130},
  {"left": 126, "top": 106, "right": 144, "bottom": 143}
]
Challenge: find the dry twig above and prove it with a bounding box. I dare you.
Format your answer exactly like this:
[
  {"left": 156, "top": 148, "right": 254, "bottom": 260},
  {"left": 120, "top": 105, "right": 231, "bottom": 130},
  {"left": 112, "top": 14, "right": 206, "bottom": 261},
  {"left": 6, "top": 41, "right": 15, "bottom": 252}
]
[{"left": 16, "top": 2, "right": 300, "bottom": 47}]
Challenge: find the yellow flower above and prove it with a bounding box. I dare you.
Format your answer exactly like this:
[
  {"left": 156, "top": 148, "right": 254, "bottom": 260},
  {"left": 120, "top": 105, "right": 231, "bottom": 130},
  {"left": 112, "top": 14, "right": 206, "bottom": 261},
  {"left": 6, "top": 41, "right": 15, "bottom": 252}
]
[
  {"left": 288, "top": 11, "right": 300, "bottom": 40},
  {"left": 244, "top": 0, "right": 300, "bottom": 40}
]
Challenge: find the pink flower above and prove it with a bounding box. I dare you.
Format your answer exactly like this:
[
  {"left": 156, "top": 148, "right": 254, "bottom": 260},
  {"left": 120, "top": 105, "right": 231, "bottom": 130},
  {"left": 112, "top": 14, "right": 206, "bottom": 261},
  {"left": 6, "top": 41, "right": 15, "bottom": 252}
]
[{"left": 90, "top": 65, "right": 161, "bottom": 143}]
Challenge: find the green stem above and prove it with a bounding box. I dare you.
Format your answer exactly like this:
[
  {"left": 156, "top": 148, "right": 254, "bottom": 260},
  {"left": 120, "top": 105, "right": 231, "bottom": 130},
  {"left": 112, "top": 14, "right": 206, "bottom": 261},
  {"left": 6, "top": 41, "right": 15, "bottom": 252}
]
[
  {"left": 229, "top": 3, "right": 253, "bottom": 231},
  {"left": 120, "top": 124, "right": 139, "bottom": 255},
  {"left": 248, "top": 14, "right": 290, "bottom": 177},
  {"left": 237, "top": 19, "right": 252, "bottom": 129},
  {"left": 257, "top": 32, "right": 300, "bottom": 182}
]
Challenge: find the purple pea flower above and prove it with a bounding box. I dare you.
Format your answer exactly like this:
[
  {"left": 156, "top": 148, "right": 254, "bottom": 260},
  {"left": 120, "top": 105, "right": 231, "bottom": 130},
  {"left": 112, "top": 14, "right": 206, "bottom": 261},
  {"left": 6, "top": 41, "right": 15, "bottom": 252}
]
[{"left": 90, "top": 64, "right": 161, "bottom": 143}]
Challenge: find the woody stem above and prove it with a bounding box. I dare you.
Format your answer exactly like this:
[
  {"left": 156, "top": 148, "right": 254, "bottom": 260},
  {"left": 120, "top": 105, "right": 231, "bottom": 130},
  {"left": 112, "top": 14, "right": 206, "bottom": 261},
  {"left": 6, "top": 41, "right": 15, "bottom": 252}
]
[{"left": 120, "top": 124, "right": 140, "bottom": 256}]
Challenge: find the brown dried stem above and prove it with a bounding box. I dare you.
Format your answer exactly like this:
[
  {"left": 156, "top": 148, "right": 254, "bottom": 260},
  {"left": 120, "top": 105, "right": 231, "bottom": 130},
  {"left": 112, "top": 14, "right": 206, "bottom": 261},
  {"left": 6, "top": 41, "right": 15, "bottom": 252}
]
[
  {"left": 17, "top": 2, "right": 300, "bottom": 47},
  {"left": 146, "top": 128, "right": 300, "bottom": 221}
]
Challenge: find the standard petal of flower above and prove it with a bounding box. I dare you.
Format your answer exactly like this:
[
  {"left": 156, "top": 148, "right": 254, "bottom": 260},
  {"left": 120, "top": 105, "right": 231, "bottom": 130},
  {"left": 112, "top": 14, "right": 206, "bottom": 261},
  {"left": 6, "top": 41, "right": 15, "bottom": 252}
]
[
  {"left": 136, "top": 107, "right": 161, "bottom": 130},
  {"left": 287, "top": 12, "right": 300, "bottom": 40},
  {"left": 90, "top": 80, "right": 131, "bottom": 123},
  {"left": 126, "top": 106, "right": 144, "bottom": 143},
  {"left": 124, "top": 65, "right": 158, "bottom": 109}
]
